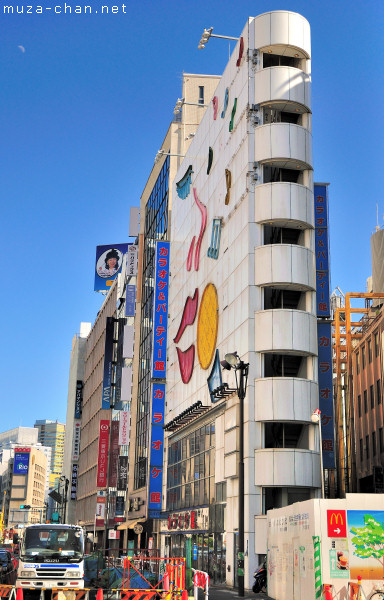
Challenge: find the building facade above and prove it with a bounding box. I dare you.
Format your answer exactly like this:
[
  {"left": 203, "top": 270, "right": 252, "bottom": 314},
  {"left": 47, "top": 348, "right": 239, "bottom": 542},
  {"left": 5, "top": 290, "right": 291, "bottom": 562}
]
[
  {"left": 34, "top": 420, "right": 65, "bottom": 488},
  {"left": 160, "top": 11, "right": 321, "bottom": 590}
]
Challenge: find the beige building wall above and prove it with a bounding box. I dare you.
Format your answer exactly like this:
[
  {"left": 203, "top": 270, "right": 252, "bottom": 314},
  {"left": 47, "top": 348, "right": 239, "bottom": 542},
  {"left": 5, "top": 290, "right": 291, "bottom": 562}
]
[
  {"left": 76, "top": 281, "right": 118, "bottom": 528},
  {"left": 8, "top": 447, "right": 48, "bottom": 526}
]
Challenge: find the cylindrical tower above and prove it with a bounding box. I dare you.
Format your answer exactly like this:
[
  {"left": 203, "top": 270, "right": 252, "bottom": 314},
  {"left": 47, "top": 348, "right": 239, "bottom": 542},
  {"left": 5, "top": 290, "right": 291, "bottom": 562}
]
[{"left": 249, "top": 10, "right": 320, "bottom": 559}]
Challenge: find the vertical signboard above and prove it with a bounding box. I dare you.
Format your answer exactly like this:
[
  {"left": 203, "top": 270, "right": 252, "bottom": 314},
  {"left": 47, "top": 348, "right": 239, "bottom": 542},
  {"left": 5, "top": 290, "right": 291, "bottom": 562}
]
[
  {"left": 71, "top": 464, "right": 78, "bottom": 500},
  {"left": 96, "top": 420, "right": 110, "bottom": 487},
  {"left": 152, "top": 241, "right": 170, "bottom": 379},
  {"left": 115, "top": 496, "right": 125, "bottom": 520},
  {"left": 317, "top": 321, "right": 335, "bottom": 468},
  {"left": 117, "top": 455, "right": 128, "bottom": 491},
  {"left": 109, "top": 421, "right": 120, "bottom": 488},
  {"left": 119, "top": 411, "right": 130, "bottom": 446},
  {"left": 127, "top": 245, "right": 138, "bottom": 277},
  {"left": 96, "top": 492, "right": 106, "bottom": 527},
  {"left": 314, "top": 184, "right": 330, "bottom": 317},
  {"left": 94, "top": 243, "right": 129, "bottom": 292},
  {"left": 125, "top": 285, "right": 136, "bottom": 317},
  {"left": 148, "top": 382, "right": 165, "bottom": 518},
  {"left": 72, "top": 421, "right": 81, "bottom": 461},
  {"left": 75, "top": 381, "right": 83, "bottom": 419},
  {"left": 102, "top": 317, "right": 114, "bottom": 409}
]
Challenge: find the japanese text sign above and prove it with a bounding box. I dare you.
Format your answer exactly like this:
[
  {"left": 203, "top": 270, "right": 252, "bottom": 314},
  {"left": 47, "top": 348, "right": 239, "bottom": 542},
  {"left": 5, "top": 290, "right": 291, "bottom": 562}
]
[
  {"left": 317, "top": 321, "right": 335, "bottom": 468},
  {"left": 314, "top": 184, "right": 330, "bottom": 317},
  {"left": 96, "top": 420, "right": 110, "bottom": 487},
  {"left": 152, "top": 241, "right": 170, "bottom": 379}
]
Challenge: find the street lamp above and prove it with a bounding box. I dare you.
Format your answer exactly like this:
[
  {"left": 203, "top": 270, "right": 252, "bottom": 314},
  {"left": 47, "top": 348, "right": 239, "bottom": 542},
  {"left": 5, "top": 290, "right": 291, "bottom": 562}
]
[
  {"left": 311, "top": 409, "right": 325, "bottom": 499},
  {"left": 154, "top": 149, "right": 185, "bottom": 164},
  {"left": 198, "top": 27, "right": 240, "bottom": 49},
  {"left": 59, "top": 476, "right": 69, "bottom": 523},
  {"left": 173, "top": 97, "right": 208, "bottom": 115},
  {"left": 220, "top": 352, "right": 249, "bottom": 597}
]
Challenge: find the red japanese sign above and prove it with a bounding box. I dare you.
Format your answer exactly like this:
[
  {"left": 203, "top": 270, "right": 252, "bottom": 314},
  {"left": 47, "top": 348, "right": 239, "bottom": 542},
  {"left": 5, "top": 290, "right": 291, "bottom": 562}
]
[
  {"left": 327, "top": 510, "right": 347, "bottom": 537},
  {"left": 97, "top": 420, "right": 110, "bottom": 487}
]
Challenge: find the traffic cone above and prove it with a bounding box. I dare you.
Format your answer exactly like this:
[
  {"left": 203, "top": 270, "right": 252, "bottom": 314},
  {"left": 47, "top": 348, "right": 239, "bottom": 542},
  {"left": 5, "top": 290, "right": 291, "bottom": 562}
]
[
  {"left": 182, "top": 590, "right": 188, "bottom": 600},
  {"left": 323, "top": 584, "right": 333, "bottom": 600},
  {"left": 16, "top": 588, "right": 23, "bottom": 600},
  {"left": 96, "top": 588, "right": 103, "bottom": 600}
]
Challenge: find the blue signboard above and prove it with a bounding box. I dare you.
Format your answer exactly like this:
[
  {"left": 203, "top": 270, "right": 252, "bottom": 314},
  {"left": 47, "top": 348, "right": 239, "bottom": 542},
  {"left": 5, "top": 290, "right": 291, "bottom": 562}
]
[
  {"left": 125, "top": 285, "right": 136, "bottom": 317},
  {"left": 314, "top": 184, "right": 330, "bottom": 317},
  {"left": 102, "top": 316, "right": 114, "bottom": 409},
  {"left": 152, "top": 241, "right": 170, "bottom": 379},
  {"left": 14, "top": 452, "right": 30, "bottom": 474},
  {"left": 148, "top": 382, "right": 165, "bottom": 515},
  {"left": 94, "top": 243, "right": 129, "bottom": 292},
  {"left": 317, "top": 321, "right": 335, "bottom": 469}
]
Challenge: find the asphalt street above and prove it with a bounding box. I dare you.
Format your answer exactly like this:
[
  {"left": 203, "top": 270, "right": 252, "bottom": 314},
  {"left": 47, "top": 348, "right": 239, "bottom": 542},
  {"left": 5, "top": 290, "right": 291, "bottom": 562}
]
[{"left": 206, "top": 585, "right": 274, "bottom": 600}]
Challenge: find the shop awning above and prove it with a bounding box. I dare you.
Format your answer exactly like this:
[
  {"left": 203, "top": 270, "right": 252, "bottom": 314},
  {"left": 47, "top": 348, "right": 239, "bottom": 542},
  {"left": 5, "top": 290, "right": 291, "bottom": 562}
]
[{"left": 117, "top": 518, "right": 145, "bottom": 531}]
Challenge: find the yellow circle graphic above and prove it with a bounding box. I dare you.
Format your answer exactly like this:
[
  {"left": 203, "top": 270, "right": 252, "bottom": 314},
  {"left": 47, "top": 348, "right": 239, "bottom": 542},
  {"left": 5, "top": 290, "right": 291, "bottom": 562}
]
[{"left": 197, "top": 283, "right": 218, "bottom": 370}]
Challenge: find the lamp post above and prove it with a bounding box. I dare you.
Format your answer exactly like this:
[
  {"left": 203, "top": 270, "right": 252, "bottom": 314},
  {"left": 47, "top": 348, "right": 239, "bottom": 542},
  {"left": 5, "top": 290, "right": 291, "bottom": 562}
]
[
  {"left": 198, "top": 27, "right": 240, "bottom": 49},
  {"left": 154, "top": 150, "right": 185, "bottom": 164},
  {"left": 220, "top": 352, "right": 249, "bottom": 597},
  {"left": 173, "top": 97, "right": 208, "bottom": 115},
  {"left": 311, "top": 409, "right": 325, "bottom": 498}
]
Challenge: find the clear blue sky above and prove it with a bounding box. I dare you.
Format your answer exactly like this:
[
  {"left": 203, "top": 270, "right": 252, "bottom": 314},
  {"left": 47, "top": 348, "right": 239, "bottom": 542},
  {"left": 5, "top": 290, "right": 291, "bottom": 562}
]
[{"left": 1, "top": 0, "right": 383, "bottom": 431}]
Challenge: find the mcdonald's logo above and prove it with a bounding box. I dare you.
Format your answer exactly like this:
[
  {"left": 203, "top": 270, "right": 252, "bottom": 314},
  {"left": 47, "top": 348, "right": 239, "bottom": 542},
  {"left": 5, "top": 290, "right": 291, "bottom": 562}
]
[{"left": 327, "top": 510, "right": 347, "bottom": 538}]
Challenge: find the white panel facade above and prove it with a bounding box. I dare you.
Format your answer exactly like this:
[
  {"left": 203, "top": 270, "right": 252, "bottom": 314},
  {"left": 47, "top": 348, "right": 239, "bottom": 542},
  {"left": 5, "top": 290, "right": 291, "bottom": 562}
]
[{"left": 164, "top": 10, "right": 319, "bottom": 591}]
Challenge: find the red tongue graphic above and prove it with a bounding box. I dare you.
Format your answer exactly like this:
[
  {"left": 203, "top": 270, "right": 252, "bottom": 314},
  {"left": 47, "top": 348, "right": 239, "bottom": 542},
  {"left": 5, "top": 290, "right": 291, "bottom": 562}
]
[{"left": 173, "top": 289, "right": 199, "bottom": 344}]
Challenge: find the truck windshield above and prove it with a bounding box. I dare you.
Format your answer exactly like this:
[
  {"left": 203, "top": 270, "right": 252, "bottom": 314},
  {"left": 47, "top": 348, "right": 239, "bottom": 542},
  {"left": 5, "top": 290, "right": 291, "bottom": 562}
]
[{"left": 22, "top": 528, "right": 84, "bottom": 560}]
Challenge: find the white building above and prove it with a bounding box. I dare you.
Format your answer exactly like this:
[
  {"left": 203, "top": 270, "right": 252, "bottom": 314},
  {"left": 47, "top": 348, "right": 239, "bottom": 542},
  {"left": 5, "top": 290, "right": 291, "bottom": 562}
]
[{"left": 162, "top": 11, "right": 320, "bottom": 590}]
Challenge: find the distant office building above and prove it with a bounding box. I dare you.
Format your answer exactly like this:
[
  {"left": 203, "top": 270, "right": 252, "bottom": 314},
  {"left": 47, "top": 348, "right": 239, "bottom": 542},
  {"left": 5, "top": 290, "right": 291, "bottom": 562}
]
[
  {"left": 0, "top": 427, "right": 39, "bottom": 450},
  {"left": 34, "top": 420, "right": 65, "bottom": 488}
]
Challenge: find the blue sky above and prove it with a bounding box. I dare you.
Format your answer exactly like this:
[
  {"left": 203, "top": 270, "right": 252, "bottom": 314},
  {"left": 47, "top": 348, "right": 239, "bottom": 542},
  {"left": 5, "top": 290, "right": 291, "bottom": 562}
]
[{"left": 1, "top": 0, "right": 383, "bottom": 431}]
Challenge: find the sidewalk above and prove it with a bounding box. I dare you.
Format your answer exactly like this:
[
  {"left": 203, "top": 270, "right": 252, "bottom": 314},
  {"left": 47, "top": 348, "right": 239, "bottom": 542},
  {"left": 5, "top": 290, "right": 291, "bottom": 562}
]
[{"left": 206, "top": 585, "right": 274, "bottom": 600}]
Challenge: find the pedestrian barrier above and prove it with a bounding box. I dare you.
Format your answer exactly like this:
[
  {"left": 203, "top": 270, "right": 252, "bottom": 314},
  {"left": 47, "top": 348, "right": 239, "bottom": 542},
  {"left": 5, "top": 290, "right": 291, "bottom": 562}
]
[
  {"left": 348, "top": 577, "right": 368, "bottom": 600},
  {"left": 0, "top": 586, "right": 16, "bottom": 600},
  {"left": 51, "top": 589, "right": 90, "bottom": 600},
  {"left": 121, "top": 557, "right": 187, "bottom": 600},
  {"left": 191, "top": 570, "right": 208, "bottom": 600}
]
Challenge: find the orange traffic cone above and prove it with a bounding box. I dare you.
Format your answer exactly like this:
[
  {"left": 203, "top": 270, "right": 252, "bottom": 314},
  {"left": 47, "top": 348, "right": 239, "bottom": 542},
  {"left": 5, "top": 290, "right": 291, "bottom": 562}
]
[
  {"left": 96, "top": 588, "right": 103, "bottom": 600},
  {"left": 182, "top": 590, "right": 188, "bottom": 600},
  {"left": 16, "top": 589, "right": 23, "bottom": 600}
]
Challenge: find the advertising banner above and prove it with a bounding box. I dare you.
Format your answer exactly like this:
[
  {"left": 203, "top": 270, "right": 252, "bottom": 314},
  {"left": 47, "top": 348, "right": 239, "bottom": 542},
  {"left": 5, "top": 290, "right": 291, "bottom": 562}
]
[
  {"left": 13, "top": 452, "right": 30, "bottom": 475},
  {"left": 114, "top": 319, "right": 125, "bottom": 411},
  {"left": 72, "top": 421, "right": 81, "bottom": 461},
  {"left": 123, "top": 325, "right": 134, "bottom": 359},
  {"left": 108, "top": 420, "right": 120, "bottom": 488},
  {"left": 96, "top": 420, "right": 110, "bottom": 487},
  {"left": 152, "top": 241, "right": 170, "bottom": 379},
  {"left": 148, "top": 382, "right": 165, "bottom": 515},
  {"left": 127, "top": 245, "right": 138, "bottom": 277},
  {"left": 115, "top": 495, "right": 125, "bottom": 517},
  {"left": 102, "top": 316, "right": 115, "bottom": 409},
  {"left": 317, "top": 321, "right": 335, "bottom": 468},
  {"left": 75, "top": 381, "right": 83, "bottom": 419},
  {"left": 119, "top": 411, "right": 130, "bottom": 446},
  {"left": 71, "top": 464, "right": 78, "bottom": 500},
  {"left": 314, "top": 184, "right": 330, "bottom": 317},
  {"left": 96, "top": 493, "right": 106, "bottom": 527},
  {"left": 125, "top": 285, "right": 136, "bottom": 317},
  {"left": 94, "top": 243, "right": 129, "bottom": 292},
  {"left": 117, "top": 455, "right": 128, "bottom": 491}
]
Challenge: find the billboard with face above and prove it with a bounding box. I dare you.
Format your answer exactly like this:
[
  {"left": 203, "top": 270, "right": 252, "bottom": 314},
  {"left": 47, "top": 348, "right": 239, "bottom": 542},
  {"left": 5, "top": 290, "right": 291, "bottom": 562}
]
[{"left": 94, "top": 244, "right": 129, "bottom": 291}]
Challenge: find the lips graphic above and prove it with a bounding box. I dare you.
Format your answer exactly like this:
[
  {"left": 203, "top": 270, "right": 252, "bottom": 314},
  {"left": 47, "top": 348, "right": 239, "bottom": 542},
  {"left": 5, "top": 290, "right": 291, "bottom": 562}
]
[
  {"left": 176, "top": 345, "right": 195, "bottom": 384},
  {"left": 173, "top": 289, "right": 199, "bottom": 344}
]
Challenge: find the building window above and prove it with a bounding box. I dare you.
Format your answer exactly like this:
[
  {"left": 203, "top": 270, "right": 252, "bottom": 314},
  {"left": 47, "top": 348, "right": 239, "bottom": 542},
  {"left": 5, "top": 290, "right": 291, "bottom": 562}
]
[
  {"left": 358, "top": 395, "right": 361, "bottom": 417},
  {"left": 373, "top": 431, "right": 376, "bottom": 457},
  {"left": 370, "top": 385, "right": 374, "bottom": 409},
  {"left": 263, "top": 165, "right": 302, "bottom": 184},
  {"left": 264, "top": 423, "right": 308, "bottom": 449},
  {"left": 380, "top": 428, "right": 383, "bottom": 454},
  {"left": 366, "top": 435, "right": 370, "bottom": 460},
  {"left": 375, "top": 333, "right": 379, "bottom": 357},
  {"left": 368, "top": 340, "right": 372, "bottom": 363},
  {"left": 362, "top": 346, "right": 366, "bottom": 369},
  {"left": 364, "top": 390, "right": 368, "bottom": 413},
  {"left": 356, "top": 352, "right": 360, "bottom": 375},
  {"left": 263, "top": 53, "right": 301, "bottom": 69},
  {"left": 264, "top": 354, "right": 307, "bottom": 378},
  {"left": 198, "top": 86, "right": 205, "bottom": 105},
  {"left": 167, "top": 423, "right": 215, "bottom": 511},
  {"left": 360, "top": 438, "right": 363, "bottom": 462},
  {"left": 264, "top": 288, "right": 305, "bottom": 310},
  {"left": 377, "top": 380, "right": 381, "bottom": 404},
  {"left": 263, "top": 225, "right": 304, "bottom": 246},
  {"left": 263, "top": 107, "right": 302, "bottom": 125}
]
